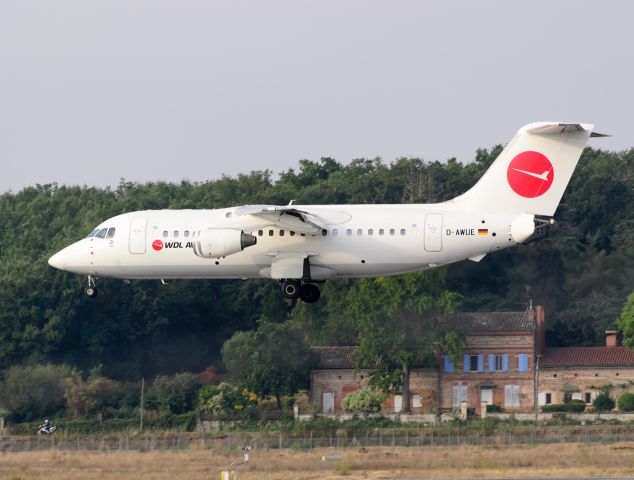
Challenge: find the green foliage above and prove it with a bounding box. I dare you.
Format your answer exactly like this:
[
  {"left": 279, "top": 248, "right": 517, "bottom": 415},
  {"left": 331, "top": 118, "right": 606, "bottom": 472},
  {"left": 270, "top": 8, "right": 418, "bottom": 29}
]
[
  {"left": 145, "top": 373, "right": 201, "bottom": 414},
  {"left": 617, "top": 392, "right": 634, "bottom": 412},
  {"left": 541, "top": 400, "right": 586, "bottom": 413},
  {"left": 336, "top": 463, "right": 352, "bottom": 476},
  {"left": 341, "top": 388, "right": 385, "bottom": 414},
  {"left": 0, "top": 363, "right": 75, "bottom": 421},
  {"left": 617, "top": 392, "right": 634, "bottom": 411},
  {"left": 593, "top": 392, "right": 615, "bottom": 412},
  {"left": 197, "top": 383, "right": 257, "bottom": 419},
  {"left": 221, "top": 321, "right": 314, "bottom": 408},
  {"left": 486, "top": 404, "right": 503, "bottom": 413}
]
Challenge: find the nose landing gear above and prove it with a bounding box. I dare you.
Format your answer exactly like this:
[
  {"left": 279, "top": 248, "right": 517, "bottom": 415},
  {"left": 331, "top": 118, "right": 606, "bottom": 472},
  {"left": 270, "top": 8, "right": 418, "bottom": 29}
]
[
  {"left": 85, "top": 276, "right": 98, "bottom": 298},
  {"left": 280, "top": 280, "right": 321, "bottom": 303}
]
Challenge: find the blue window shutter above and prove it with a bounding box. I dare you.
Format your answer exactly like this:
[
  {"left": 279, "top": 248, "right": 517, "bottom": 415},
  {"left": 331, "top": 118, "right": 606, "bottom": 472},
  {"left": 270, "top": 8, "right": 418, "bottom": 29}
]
[
  {"left": 488, "top": 354, "right": 495, "bottom": 372},
  {"left": 519, "top": 354, "right": 528, "bottom": 372},
  {"left": 478, "top": 353, "right": 484, "bottom": 372},
  {"left": 444, "top": 355, "right": 454, "bottom": 373},
  {"left": 502, "top": 354, "right": 509, "bottom": 372},
  {"left": 464, "top": 354, "right": 470, "bottom": 372}
]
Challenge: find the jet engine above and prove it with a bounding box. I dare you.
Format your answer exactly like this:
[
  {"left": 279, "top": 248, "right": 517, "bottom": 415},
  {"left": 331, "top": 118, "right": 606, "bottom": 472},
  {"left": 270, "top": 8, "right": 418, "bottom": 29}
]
[{"left": 192, "top": 228, "right": 257, "bottom": 258}]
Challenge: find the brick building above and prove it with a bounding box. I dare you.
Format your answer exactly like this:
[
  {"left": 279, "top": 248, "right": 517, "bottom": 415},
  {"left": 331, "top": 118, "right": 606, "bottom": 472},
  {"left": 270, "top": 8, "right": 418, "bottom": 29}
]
[
  {"left": 311, "top": 307, "right": 542, "bottom": 414},
  {"left": 538, "top": 330, "right": 634, "bottom": 407},
  {"left": 310, "top": 307, "right": 634, "bottom": 415}
]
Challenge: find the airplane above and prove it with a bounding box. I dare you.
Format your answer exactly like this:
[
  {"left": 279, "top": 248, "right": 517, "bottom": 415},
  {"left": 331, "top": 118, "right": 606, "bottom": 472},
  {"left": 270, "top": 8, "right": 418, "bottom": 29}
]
[{"left": 48, "top": 122, "right": 604, "bottom": 302}]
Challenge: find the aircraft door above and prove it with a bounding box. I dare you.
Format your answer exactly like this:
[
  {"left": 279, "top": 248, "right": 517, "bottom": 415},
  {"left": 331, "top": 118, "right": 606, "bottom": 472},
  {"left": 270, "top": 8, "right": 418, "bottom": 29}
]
[
  {"left": 129, "top": 217, "right": 148, "bottom": 254},
  {"left": 424, "top": 214, "right": 443, "bottom": 252}
]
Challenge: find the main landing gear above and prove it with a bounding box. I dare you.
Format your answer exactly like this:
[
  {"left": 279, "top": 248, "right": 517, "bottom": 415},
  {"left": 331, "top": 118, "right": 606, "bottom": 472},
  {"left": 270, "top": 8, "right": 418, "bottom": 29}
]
[
  {"left": 281, "top": 280, "right": 321, "bottom": 303},
  {"left": 85, "top": 275, "right": 98, "bottom": 298}
]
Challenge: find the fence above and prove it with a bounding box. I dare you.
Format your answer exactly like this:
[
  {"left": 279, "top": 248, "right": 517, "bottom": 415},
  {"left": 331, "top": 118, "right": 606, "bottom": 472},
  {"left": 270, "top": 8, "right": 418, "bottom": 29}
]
[{"left": 2, "top": 424, "right": 634, "bottom": 452}]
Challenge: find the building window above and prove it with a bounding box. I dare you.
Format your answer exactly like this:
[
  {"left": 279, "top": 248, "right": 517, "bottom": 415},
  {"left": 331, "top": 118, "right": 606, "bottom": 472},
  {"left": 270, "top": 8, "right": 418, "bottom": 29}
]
[
  {"left": 564, "top": 392, "right": 574, "bottom": 403},
  {"left": 546, "top": 393, "right": 552, "bottom": 404},
  {"left": 518, "top": 353, "right": 529, "bottom": 372},
  {"left": 443, "top": 356, "right": 454, "bottom": 373},
  {"left": 504, "top": 385, "right": 520, "bottom": 408},
  {"left": 452, "top": 385, "right": 468, "bottom": 408},
  {"left": 585, "top": 392, "right": 592, "bottom": 404},
  {"left": 412, "top": 395, "right": 422, "bottom": 408},
  {"left": 465, "top": 354, "right": 483, "bottom": 372},
  {"left": 488, "top": 354, "right": 508, "bottom": 372}
]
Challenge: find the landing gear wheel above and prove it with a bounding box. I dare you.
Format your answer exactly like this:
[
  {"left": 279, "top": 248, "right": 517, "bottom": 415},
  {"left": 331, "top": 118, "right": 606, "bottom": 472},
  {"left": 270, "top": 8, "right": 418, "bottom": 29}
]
[
  {"left": 281, "top": 280, "right": 301, "bottom": 300},
  {"left": 299, "top": 283, "right": 320, "bottom": 303},
  {"left": 85, "top": 286, "right": 98, "bottom": 298}
]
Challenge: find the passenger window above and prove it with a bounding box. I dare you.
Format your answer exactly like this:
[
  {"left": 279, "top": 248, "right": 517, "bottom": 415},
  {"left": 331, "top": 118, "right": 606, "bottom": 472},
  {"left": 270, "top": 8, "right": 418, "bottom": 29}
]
[
  {"left": 332, "top": 229, "right": 338, "bottom": 236},
  {"left": 225, "top": 212, "right": 232, "bottom": 218},
  {"left": 163, "top": 231, "right": 168, "bottom": 238},
  {"left": 95, "top": 228, "right": 108, "bottom": 239},
  {"left": 258, "top": 230, "right": 263, "bottom": 237},
  {"left": 357, "top": 229, "right": 362, "bottom": 236},
  {"left": 290, "top": 231, "right": 295, "bottom": 236},
  {"left": 379, "top": 229, "right": 385, "bottom": 236},
  {"left": 389, "top": 229, "right": 395, "bottom": 236},
  {"left": 280, "top": 230, "right": 285, "bottom": 236},
  {"left": 269, "top": 230, "right": 274, "bottom": 236},
  {"left": 174, "top": 231, "right": 179, "bottom": 238},
  {"left": 86, "top": 229, "right": 99, "bottom": 238},
  {"left": 322, "top": 229, "right": 327, "bottom": 236},
  {"left": 346, "top": 229, "right": 352, "bottom": 236},
  {"left": 106, "top": 227, "right": 116, "bottom": 239},
  {"left": 368, "top": 229, "right": 373, "bottom": 236},
  {"left": 400, "top": 229, "right": 406, "bottom": 235},
  {"left": 184, "top": 230, "right": 189, "bottom": 238}
]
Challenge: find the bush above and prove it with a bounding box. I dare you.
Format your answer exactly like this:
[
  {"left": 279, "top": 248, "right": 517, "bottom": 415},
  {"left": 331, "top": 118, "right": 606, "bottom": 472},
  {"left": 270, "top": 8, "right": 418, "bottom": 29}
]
[
  {"left": 146, "top": 373, "right": 200, "bottom": 414},
  {"left": 0, "top": 363, "right": 75, "bottom": 421},
  {"left": 593, "top": 392, "right": 615, "bottom": 412},
  {"left": 341, "top": 388, "right": 385, "bottom": 415},
  {"left": 541, "top": 400, "right": 586, "bottom": 413},
  {"left": 197, "top": 383, "right": 257, "bottom": 419},
  {"left": 65, "top": 375, "right": 128, "bottom": 419},
  {"left": 486, "top": 404, "right": 503, "bottom": 413},
  {"left": 617, "top": 392, "right": 634, "bottom": 412}
]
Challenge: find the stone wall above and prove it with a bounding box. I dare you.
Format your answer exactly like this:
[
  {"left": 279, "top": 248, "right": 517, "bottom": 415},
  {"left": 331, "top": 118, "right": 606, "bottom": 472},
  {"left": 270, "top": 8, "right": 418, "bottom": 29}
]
[{"left": 539, "top": 367, "right": 634, "bottom": 405}]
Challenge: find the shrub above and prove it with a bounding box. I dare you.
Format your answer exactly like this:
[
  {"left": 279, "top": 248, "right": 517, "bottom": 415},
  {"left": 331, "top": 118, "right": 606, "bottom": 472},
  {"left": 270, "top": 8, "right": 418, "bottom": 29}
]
[
  {"left": 486, "top": 404, "right": 503, "bottom": 413},
  {"left": 197, "top": 383, "right": 257, "bottom": 419},
  {"left": 593, "top": 392, "right": 615, "bottom": 412},
  {"left": 618, "top": 392, "right": 634, "bottom": 412},
  {"left": 146, "top": 373, "right": 200, "bottom": 414},
  {"left": 65, "top": 375, "right": 126, "bottom": 419},
  {"left": 0, "top": 363, "right": 75, "bottom": 421},
  {"left": 541, "top": 400, "right": 586, "bottom": 413},
  {"left": 341, "top": 388, "right": 385, "bottom": 415}
]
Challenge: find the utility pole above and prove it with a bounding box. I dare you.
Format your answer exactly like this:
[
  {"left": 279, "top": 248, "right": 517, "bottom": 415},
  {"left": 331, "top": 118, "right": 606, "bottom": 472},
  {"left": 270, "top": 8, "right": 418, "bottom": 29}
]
[{"left": 140, "top": 377, "right": 145, "bottom": 433}]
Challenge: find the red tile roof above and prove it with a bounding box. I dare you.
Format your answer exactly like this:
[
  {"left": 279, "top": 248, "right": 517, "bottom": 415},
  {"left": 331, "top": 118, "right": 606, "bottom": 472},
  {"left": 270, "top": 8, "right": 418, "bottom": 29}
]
[
  {"left": 541, "top": 347, "right": 634, "bottom": 368},
  {"left": 439, "top": 310, "right": 535, "bottom": 332}
]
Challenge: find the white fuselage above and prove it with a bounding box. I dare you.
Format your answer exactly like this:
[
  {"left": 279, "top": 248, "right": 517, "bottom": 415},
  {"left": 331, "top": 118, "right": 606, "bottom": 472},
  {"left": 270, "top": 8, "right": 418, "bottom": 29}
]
[{"left": 49, "top": 204, "right": 527, "bottom": 280}]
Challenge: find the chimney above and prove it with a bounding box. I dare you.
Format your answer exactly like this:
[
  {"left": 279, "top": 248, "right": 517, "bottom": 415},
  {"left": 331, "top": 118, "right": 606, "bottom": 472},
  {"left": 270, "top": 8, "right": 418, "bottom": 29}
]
[
  {"left": 605, "top": 330, "right": 618, "bottom": 348},
  {"left": 535, "top": 305, "right": 545, "bottom": 355}
]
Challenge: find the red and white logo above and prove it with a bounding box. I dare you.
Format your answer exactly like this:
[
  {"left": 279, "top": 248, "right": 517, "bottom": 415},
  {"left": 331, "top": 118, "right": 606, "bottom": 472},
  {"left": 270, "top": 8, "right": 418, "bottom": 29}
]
[
  {"left": 507, "top": 151, "right": 554, "bottom": 198},
  {"left": 152, "top": 239, "right": 163, "bottom": 251}
]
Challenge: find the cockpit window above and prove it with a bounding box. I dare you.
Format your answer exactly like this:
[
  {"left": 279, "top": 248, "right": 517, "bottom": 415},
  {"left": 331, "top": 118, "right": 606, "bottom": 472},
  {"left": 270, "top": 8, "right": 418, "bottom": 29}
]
[
  {"left": 106, "top": 227, "right": 116, "bottom": 239},
  {"left": 86, "top": 229, "right": 100, "bottom": 238},
  {"left": 95, "top": 228, "right": 108, "bottom": 239}
]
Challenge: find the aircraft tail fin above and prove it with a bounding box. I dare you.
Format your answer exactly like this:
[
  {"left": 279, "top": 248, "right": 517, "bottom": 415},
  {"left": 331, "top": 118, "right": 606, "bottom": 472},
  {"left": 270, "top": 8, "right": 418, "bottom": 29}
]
[{"left": 450, "top": 122, "right": 596, "bottom": 217}]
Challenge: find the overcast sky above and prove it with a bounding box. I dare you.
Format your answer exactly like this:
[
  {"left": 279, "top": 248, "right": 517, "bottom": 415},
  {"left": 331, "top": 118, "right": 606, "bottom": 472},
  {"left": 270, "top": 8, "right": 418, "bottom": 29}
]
[{"left": 1, "top": 1, "right": 633, "bottom": 193}]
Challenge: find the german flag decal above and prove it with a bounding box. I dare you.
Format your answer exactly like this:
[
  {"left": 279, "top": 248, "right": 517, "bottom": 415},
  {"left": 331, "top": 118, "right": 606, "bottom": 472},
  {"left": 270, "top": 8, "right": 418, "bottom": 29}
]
[{"left": 478, "top": 229, "right": 489, "bottom": 236}]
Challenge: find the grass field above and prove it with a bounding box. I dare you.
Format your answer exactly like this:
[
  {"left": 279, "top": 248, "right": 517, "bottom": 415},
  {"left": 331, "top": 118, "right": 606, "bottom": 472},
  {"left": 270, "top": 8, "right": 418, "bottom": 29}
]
[{"left": 2, "top": 443, "right": 634, "bottom": 479}]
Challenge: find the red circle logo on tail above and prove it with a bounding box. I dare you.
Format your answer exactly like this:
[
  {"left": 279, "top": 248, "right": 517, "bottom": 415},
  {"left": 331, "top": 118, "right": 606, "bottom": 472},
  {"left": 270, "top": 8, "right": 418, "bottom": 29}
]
[
  {"left": 507, "top": 151, "right": 554, "bottom": 198},
  {"left": 152, "top": 239, "right": 163, "bottom": 251}
]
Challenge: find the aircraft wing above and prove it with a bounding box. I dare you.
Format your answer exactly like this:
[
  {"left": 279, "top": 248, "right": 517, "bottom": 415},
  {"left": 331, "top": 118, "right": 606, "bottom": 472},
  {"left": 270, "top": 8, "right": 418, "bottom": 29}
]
[{"left": 235, "top": 205, "right": 329, "bottom": 234}]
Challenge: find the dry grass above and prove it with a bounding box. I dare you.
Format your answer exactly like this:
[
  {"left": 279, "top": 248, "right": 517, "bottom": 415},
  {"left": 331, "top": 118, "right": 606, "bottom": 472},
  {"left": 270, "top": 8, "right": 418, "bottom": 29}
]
[{"left": 2, "top": 443, "right": 634, "bottom": 479}]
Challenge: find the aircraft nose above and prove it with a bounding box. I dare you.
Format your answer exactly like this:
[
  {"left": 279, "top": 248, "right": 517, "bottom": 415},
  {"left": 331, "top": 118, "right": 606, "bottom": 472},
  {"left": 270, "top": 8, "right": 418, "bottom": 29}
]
[{"left": 48, "top": 251, "right": 66, "bottom": 270}]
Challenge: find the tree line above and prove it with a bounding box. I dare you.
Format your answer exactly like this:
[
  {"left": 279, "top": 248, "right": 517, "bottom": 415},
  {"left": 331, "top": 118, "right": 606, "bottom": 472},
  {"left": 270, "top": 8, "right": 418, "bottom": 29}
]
[{"left": 1, "top": 146, "right": 634, "bottom": 387}]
